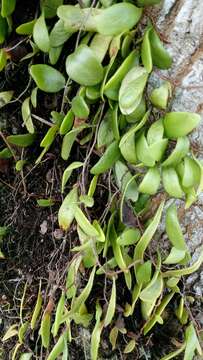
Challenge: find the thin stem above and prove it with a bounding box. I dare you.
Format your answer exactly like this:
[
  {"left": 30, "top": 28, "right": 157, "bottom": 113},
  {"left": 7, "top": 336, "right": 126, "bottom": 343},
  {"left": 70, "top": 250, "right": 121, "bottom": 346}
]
[
  {"left": 0, "top": 130, "right": 17, "bottom": 161},
  {"left": 31, "top": 114, "right": 53, "bottom": 127}
]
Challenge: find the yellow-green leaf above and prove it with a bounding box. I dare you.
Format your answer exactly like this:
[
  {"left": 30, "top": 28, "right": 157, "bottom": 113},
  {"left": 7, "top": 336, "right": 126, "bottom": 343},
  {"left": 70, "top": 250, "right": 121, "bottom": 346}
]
[
  {"left": 33, "top": 13, "right": 50, "bottom": 53},
  {"left": 104, "top": 277, "right": 116, "bottom": 327},
  {"left": 61, "top": 162, "right": 83, "bottom": 193},
  {"left": 22, "top": 97, "right": 35, "bottom": 134},
  {"left": 58, "top": 186, "right": 78, "bottom": 231}
]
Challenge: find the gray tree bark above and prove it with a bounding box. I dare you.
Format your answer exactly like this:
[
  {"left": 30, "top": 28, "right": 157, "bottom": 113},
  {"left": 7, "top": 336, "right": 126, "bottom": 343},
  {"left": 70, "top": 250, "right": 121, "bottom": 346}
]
[{"left": 154, "top": 0, "right": 203, "bottom": 299}]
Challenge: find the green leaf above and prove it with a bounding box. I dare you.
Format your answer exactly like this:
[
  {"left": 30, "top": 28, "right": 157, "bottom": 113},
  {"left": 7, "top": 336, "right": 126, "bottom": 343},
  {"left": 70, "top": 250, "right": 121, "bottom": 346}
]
[
  {"left": 0, "top": 15, "right": 8, "bottom": 44},
  {"left": 76, "top": 227, "right": 97, "bottom": 268},
  {"left": 0, "top": 91, "right": 14, "bottom": 108},
  {"left": 143, "top": 292, "right": 175, "bottom": 335},
  {"left": 40, "top": 125, "right": 58, "bottom": 148},
  {"left": 162, "top": 167, "right": 183, "bottom": 198},
  {"left": 117, "top": 228, "right": 140, "bottom": 246},
  {"left": 147, "top": 118, "right": 168, "bottom": 152},
  {"left": 31, "top": 87, "right": 38, "bottom": 108},
  {"left": 176, "top": 297, "right": 185, "bottom": 322},
  {"left": 52, "top": 291, "right": 65, "bottom": 337},
  {"left": 90, "top": 302, "right": 103, "bottom": 360},
  {"left": 163, "top": 112, "right": 201, "bottom": 138},
  {"left": 72, "top": 95, "right": 89, "bottom": 119},
  {"left": 31, "top": 282, "right": 42, "bottom": 330},
  {"left": 47, "top": 331, "right": 68, "bottom": 360},
  {"left": 61, "top": 161, "right": 83, "bottom": 193},
  {"left": 184, "top": 187, "right": 197, "bottom": 210},
  {"left": 72, "top": 266, "right": 96, "bottom": 312},
  {"left": 49, "top": 45, "right": 63, "bottom": 65},
  {"left": 111, "top": 224, "right": 128, "bottom": 272},
  {"left": 192, "top": 156, "right": 203, "bottom": 196},
  {"left": 2, "top": 324, "right": 18, "bottom": 341},
  {"left": 162, "top": 137, "right": 189, "bottom": 167},
  {"left": 163, "top": 249, "right": 203, "bottom": 278},
  {"left": 178, "top": 156, "right": 200, "bottom": 189},
  {"left": 147, "top": 118, "right": 164, "bottom": 145},
  {"left": 75, "top": 207, "right": 99, "bottom": 237},
  {"left": 18, "top": 321, "right": 29, "bottom": 343},
  {"left": 15, "top": 160, "right": 27, "bottom": 171},
  {"left": 119, "top": 110, "right": 149, "bottom": 164},
  {"left": 166, "top": 204, "right": 189, "bottom": 251},
  {"left": 109, "top": 327, "right": 119, "bottom": 350},
  {"left": 160, "top": 345, "right": 186, "bottom": 360},
  {"left": 22, "top": 97, "right": 34, "bottom": 134},
  {"left": 90, "top": 140, "right": 120, "bottom": 175},
  {"left": 121, "top": 33, "right": 133, "bottom": 59},
  {"left": 16, "top": 20, "right": 36, "bottom": 35},
  {"left": 104, "top": 277, "right": 116, "bottom": 327},
  {"left": 19, "top": 353, "right": 33, "bottom": 360},
  {"left": 86, "top": 85, "right": 100, "bottom": 101},
  {"left": 120, "top": 174, "right": 139, "bottom": 221},
  {"left": 7, "top": 133, "right": 36, "bottom": 147},
  {"left": 141, "top": 27, "right": 153, "bottom": 73},
  {"left": 41, "top": 0, "right": 63, "bottom": 19},
  {"left": 40, "top": 311, "right": 51, "bottom": 348},
  {"left": 128, "top": 283, "right": 142, "bottom": 316},
  {"left": 149, "top": 139, "right": 168, "bottom": 162},
  {"left": 134, "top": 201, "right": 164, "bottom": 262},
  {"left": 111, "top": 104, "right": 120, "bottom": 141},
  {"left": 80, "top": 195, "right": 94, "bottom": 208},
  {"left": 149, "top": 28, "right": 172, "bottom": 69},
  {"left": 1, "top": 0, "right": 16, "bottom": 17},
  {"left": 33, "top": 13, "right": 50, "bottom": 53},
  {"left": 95, "top": 3, "right": 142, "bottom": 36},
  {"left": 119, "top": 66, "right": 148, "bottom": 115},
  {"left": 0, "top": 48, "right": 7, "bottom": 71},
  {"left": 61, "top": 125, "right": 87, "bottom": 160},
  {"left": 124, "top": 339, "right": 136, "bottom": 354},
  {"left": 126, "top": 97, "right": 146, "bottom": 123},
  {"left": 59, "top": 109, "right": 74, "bottom": 135},
  {"left": 97, "top": 258, "right": 117, "bottom": 275},
  {"left": 66, "top": 255, "right": 82, "bottom": 299},
  {"left": 97, "top": 109, "right": 114, "bottom": 148},
  {"left": 104, "top": 49, "right": 139, "bottom": 101},
  {"left": 57, "top": 6, "right": 96, "bottom": 33},
  {"left": 136, "top": 261, "right": 152, "bottom": 286},
  {"left": 58, "top": 4, "right": 142, "bottom": 36},
  {"left": 140, "top": 272, "right": 163, "bottom": 302},
  {"left": 0, "top": 147, "right": 12, "bottom": 159},
  {"left": 184, "top": 323, "right": 202, "bottom": 360},
  {"left": 150, "top": 82, "right": 171, "bottom": 109},
  {"left": 137, "top": 0, "right": 161, "bottom": 5},
  {"left": 114, "top": 161, "right": 138, "bottom": 201},
  {"left": 58, "top": 186, "right": 78, "bottom": 231},
  {"left": 88, "top": 175, "right": 98, "bottom": 197},
  {"left": 139, "top": 166, "right": 161, "bottom": 195},
  {"left": 66, "top": 45, "right": 104, "bottom": 86},
  {"left": 50, "top": 19, "right": 71, "bottom": 47},
  {"left": 37, "top": 199, "right": 55, "bottom": 207},
  {"left": 124, "top": 255, "right": 132, "bottom": 290},
  {"left": 90, "top": 33, "right": 112, "bottom": 63},
  {"left": 71, "top": 308, "right": 93, "bottom": 328},
  {"left": 30, "top": 64, "right": 65, "bottom": 93},
  {"left": 163, "top": 247, "right": 187, "bottom": 265},
  {"left": 140, "top": 273, "right": 163, "bottom": 319},
  {"left": 136, "top": 132, "right": 155, "bottom": 167}
]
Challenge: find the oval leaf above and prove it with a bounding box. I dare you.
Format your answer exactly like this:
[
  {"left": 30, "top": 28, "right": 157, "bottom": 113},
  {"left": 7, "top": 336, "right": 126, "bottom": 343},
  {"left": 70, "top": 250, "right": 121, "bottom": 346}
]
[{"left": 30, "top": 64, "right": 65, "bottom": 93}]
